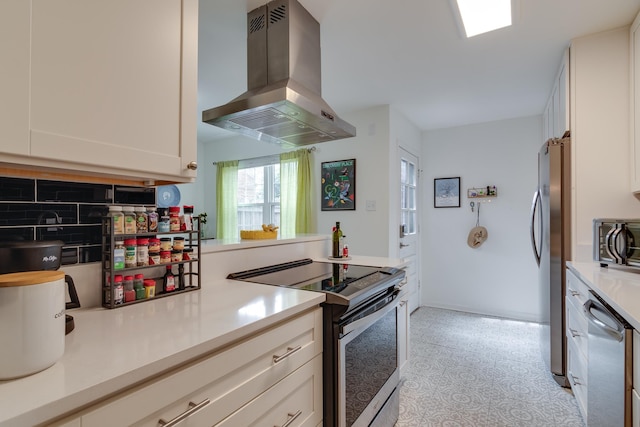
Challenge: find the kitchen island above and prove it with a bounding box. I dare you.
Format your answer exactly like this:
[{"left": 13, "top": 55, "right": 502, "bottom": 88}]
[{"left": 0, "top": 278, "right": 325, "bottom": 426}]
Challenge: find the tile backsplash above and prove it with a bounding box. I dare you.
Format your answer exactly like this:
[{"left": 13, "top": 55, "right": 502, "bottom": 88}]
[{"left": 0, "top": 177, "right": 155, "bottom": 266}]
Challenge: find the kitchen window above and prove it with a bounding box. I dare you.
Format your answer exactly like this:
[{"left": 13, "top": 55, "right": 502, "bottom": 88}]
[
  {"left": 216, "top": 149, "right": 312, "bottom": 239},
  {"left": 237, "top": 163, "right": 280, "bottom": 232}
]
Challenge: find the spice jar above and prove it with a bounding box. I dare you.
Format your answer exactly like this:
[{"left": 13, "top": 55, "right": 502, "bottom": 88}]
[
  {"left": 144, "top": 279, "right": 156, "bottom": 298},
  {"left": 123, "top": 275, "right": 134, "bottom": 292},
  {"left": 146, "top": 207, "right": 158, "bottom": 233},
  {"left": 124, "top": 238, "right": 137, "bottom": 268},
  {"left": 134, "top": 274, "right": 145, "bottom": 300},
  {"left": 113, "top": 275, "right": 124, "bottom": 305},
  {"left": 158, "top": 209, "right": 171, "bottom": 233},
  {"left": 149, "top": 251, "right": 160, "bottom": 265},
  {"left": 172, "top": 236, "right": 185, "bottom": 251},
  {"left": 169, "top": 206, "right": 181, "bottom": 232},
  {"left": 113, "top": 240, "right": 125, "bottom": 270},
  {"left": 171, "top": 249, "right": 183, "bottom": 263},
  {"left": 160, "top": 250, "right": 172, "bottom": 264},
  {"left": 182, "top": 247, "right": 194, "bottom": 260},
  {"left": 181, "top": 205, "right": 194, "bottom": 231},
  {"left": 159, "top": 237, "right": 172, "bottom": 251},
  {"left": 108, "top": 205, "right": 125, "bottom": 235},
  {"left": 135, "top": 206, "right": 148, "bottom": 233},
  {"left": 148, "top": 237, "right": 161, "bottom": 253},
  {"left": 123, "top": 206, "right": 136, "bottom": 234},
  {"left": 136, "top": 238, "right": 149, "bottom": 266}
]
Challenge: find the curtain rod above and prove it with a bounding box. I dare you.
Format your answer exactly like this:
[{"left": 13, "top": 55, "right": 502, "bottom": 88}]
[{"left": 212, "top": 146, "right": 315, "bottom": 166}]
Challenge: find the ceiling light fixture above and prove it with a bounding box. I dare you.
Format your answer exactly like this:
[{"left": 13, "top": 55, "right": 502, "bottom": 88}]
[{"left": 455, "top": 0, "right": 512, "bottom": 38}]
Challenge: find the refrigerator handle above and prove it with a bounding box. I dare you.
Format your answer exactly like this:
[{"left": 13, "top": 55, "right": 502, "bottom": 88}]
[{"left": 530, "top": 189, "right": 541, "bottom": 267}]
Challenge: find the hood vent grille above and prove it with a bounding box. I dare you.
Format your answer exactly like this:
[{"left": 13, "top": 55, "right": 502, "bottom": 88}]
[{"left": 202, "top": 0, "right": 356, "bottom": 147}]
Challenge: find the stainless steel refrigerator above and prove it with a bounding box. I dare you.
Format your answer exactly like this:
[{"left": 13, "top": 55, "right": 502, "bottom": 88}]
[{"left": 530, "top": 135, "right": 571, "bottom": 387}]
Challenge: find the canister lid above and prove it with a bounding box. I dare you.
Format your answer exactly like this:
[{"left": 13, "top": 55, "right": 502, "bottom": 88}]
[{"left": 0, "top": 270, "right": 65, "bottom": 287}]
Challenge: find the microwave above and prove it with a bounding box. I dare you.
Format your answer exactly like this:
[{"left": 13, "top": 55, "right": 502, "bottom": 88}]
[{"left": 593, "top": 219, "right": 640, "bottom": 268}]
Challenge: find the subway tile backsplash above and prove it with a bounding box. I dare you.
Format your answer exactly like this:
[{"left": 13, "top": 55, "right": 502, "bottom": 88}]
[{"left": 0, "top": 177, "right": 156, "bottom": 266}]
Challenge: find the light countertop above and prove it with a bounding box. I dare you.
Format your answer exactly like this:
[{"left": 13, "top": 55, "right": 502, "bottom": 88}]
[
  {"left": 567, "top": 261, "right": 640, "bottom": 330},
  {"left": 0, "top": 278, "right": 325, "bottom": 427},
  {"left": 312, "top": 255, "right": 407, "bottom": 268},
  {"left": 200, "top": 234, "right": 329, "bottom": 254}
]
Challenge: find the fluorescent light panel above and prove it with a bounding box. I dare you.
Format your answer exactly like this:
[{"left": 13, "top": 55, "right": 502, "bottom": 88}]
[{"left": 456, "top": 0, "right": 512, "bottom": 38}]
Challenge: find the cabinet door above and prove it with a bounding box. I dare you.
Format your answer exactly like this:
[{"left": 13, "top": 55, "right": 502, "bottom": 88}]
[
  {"left": 556, "top": 56, "right": 569, "bottom": 138},
  {"left": 213, "top": 355, "right": 323, "bottom": 427},
  {"left": 27, "top": 0, "right": 197, "bottom": 182},
  {"left": 631, "top": 12, "right": 640, "bottom": 192},
  {"left": 0, "top": 0, "right": 30, "bottom": 155}
]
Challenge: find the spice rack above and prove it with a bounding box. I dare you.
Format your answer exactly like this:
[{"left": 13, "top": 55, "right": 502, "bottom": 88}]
[{"left": 101, "top": 216, "right": 201, "bottom": 309}]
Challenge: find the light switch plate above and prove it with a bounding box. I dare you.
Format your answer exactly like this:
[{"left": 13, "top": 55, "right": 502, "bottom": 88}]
[{"left": 366, "top": 200, "right": 376, "bottom": 211}]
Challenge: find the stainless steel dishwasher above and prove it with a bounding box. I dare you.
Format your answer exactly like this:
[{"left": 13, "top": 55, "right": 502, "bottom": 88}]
[{"left": 584, "top": 291, "right": 633, "bottom": 426}]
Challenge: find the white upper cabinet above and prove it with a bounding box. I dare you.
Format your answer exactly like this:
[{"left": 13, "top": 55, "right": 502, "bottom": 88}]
[
  {"left": 0, "top": 1, "right": 30, "bottom": 156},
  {"left": 0, "top": 0, "right": 198, "bottom": 184},
  {"left": 543, "top": 49, "right": 570, "bottom": 141},
  {"left": 631, "top": 12, "right": 640, "bottom": 192}
]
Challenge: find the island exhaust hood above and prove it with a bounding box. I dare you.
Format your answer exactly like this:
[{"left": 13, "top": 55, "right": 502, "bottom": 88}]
[{"left": 202, "top": 0, "right": 356, "bottom": 146}]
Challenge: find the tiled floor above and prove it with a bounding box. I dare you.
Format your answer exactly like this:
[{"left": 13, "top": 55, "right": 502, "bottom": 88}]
[{"left": 396, "top": 307, "right": 585, "bottom": 427}]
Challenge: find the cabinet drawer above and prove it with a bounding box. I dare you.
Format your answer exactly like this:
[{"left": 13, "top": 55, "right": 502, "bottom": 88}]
[
  {"left": 81, "top": 307, "right": 322, "bottom": 427},
  {"left": 567, "top": 337, "right": 587, "bottom": 421},
  {"left": 566, "top": 296, "right": 588, "bottom": 360},
  {"left": 566, "top": 269, "right": 591, "bottom": 308},
  {"left": 214, "top": 354, "right": 323, "bottom": 427}
]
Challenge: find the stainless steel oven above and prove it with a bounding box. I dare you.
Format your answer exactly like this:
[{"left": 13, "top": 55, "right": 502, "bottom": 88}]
[
  {"left": 334, "top": 288, "right": 400, "bottom": 426},
  {"left": 228, "top": 259, "right": 405, "bottom": 427}
]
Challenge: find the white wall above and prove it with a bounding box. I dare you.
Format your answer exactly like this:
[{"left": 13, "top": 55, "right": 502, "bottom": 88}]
[
  {"left": 314, "top": 105, "right": 391, "bottom": 257},
  {"left": 422, "top": 116, "right": 543, "bottom": 322},
  {"left": 570, "top": 27, "right": 640, "bottom": 261}
]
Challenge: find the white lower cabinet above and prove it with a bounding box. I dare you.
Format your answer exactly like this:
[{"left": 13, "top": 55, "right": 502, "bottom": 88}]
[
  {"left": 565, "top": 268, "right": 589, "bottom": 421},
  {"left": 53, "top": 307, "right": 323, "bottom": 427}
]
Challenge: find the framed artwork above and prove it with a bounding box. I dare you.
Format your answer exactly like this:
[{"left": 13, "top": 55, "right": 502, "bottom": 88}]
[
  {"left": 434, "top": 177, "right": 461, "bottom": 208},
  {"left": 321, "top": 159, "right": 356, "bottom": 210}
]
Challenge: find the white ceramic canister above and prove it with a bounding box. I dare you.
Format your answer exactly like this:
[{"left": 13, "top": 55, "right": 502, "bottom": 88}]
[{"left": 0, "top": 270, "right": 66, "bottom": 380}]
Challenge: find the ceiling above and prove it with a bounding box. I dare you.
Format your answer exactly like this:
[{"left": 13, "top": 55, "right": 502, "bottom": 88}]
[{"left": 197, "top": 0, "right": 640, "bottom": 143}]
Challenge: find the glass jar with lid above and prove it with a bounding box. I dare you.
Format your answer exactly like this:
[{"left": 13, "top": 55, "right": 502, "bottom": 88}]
[
  {"left": 122, "top": 206, "right": 136, "bottom": 234},
  {"left": 134, "top": 206, "right": 148, "bottom": 233},
  {"left": 109, "top": 205, "right": 125, "bottom": 235}
]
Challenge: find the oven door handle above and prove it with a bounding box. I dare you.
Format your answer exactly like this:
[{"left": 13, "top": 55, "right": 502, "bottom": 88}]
[{"left": 341, "top": 290, "right": 399, "bottom": 336}]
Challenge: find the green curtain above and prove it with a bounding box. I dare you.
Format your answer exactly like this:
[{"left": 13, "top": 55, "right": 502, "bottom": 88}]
[
  {"left": 215, "top": 160, "right": 238, "bottom": 239},
  {"left": 280, "top": 149, "right": 312, "bottom": 238}
]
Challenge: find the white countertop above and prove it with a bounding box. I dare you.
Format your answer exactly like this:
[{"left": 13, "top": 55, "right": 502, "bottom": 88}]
[
  {"left": 200, "top": 234, "right": 329, "bottom": 254},
  {"left": 0, "top": 279, "right": 325, "bottom": 427},
  {"left": 312, "top": 255, "right": 407, "bottom": 268},
  {"left": 567, "top": 261, "right": 640, "bottom": 330}
]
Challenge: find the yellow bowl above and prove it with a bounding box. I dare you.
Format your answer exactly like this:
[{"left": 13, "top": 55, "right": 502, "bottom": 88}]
[{"left": 240, "top": 230, "right": 277, "bottom": 240}]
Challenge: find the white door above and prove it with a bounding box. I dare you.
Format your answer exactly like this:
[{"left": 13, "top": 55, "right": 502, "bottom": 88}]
[{"left": 399, "top": 147, "right": 420, "bottom": 313}]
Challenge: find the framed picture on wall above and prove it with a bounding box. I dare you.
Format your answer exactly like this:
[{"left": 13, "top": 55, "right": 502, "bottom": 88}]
[
  {"left": 434, "top": 177, "right": 460, "bottom": 208},
  {"left": 321, "top": 159, "right": 356, "bottom": 210}
]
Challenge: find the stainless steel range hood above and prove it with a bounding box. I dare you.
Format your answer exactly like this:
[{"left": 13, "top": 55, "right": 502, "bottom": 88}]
[{"left": 202, "top": 0, "right": 356, "bottom": 146}]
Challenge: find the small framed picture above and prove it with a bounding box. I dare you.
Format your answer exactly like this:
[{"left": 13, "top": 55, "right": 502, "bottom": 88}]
[
  {"left": 434, "top": 177, "right": 461, "bottom": 208},
  {"left": 321, "top": 159, "right": 356, "bottom": 210}
]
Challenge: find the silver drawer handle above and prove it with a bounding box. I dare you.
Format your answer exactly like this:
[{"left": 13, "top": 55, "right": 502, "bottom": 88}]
[
  {"left": 569, "top": 328, "right": 581, "bottom": 338},
  {"left": 273, "top": 345, "right": 302, "bottom": 363},
  {"left": 275, "top": 410, "right": 302, "bottom": 427},
  {"left": 158, "top": 398, "right": 210, "bottom": 426}
]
